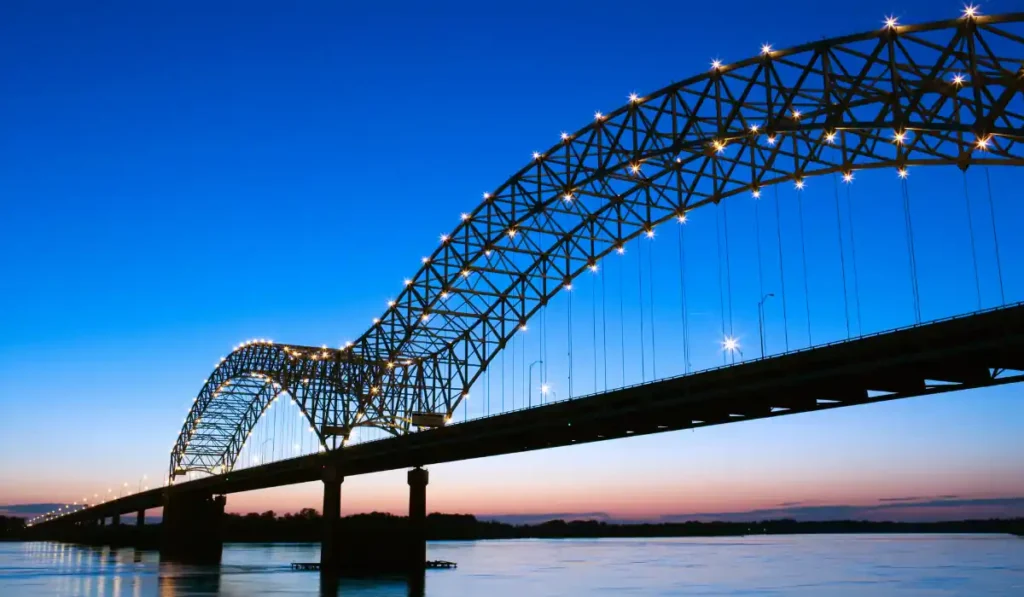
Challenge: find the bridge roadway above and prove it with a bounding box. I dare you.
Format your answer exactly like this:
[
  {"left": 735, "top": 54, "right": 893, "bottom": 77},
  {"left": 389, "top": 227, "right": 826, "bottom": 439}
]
[{"left": 49, "top": 303, "right": 1024, "bottom": 525}]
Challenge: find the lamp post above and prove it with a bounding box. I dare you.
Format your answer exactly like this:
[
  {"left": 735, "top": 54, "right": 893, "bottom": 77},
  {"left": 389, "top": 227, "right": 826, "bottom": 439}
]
[
  {"left": 758, "top": 293, "right": 775, "bottom": 359},
  {"left": 528, "top": 360, "right": 544, "bottom": 408},
  {"left": 137, "top": 474, "right": 147, "bottom": 493}
]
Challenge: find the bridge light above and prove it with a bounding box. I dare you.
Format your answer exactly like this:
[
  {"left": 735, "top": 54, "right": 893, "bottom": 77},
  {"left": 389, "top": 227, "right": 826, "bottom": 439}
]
[
  {"left": 898, "top": 167, "right": 910, "bottom": 179},
  {"left": 440, "top": 234, "right": 449, "bottom": 244},
  {"left": 483, "top": 192, "right": 491, "bottom": 200},
  {"left": 372, "top": 318, "right": 380, "bottom": 324},
  {"left": 975, "top": 135, "right": 991, "bottom": 150},
  {"left": 884, "top": 15, "right": 899, "bottom": 29},
  {"left": 421, "top": 313, "right": 430, "bottom": 321},
  {"left": 645, "top": 228, "right": 655, "bottom": 239},
  {"left": 791, "top": 109, "right": 801, "bottom": 120},
  {"left": 892, "top": 129, "right": 907, "bottom": 145},
  {"left": 962, "top": 4, "right": 979, "bottom": 19},
  {"left": 761, "top": 43, "right": 773, "bottom": 56},
  {"left": 629, "top": 162, "right": 642, "bottom": 175},
  {"left": 594, "top": 111, "right": 604, "bottom": 121},
  {"left": 749, "top": 124, "right": 759, "bottom": 133},
  {"left": 712, "top": 139, "right": 726, "bottom": 154},
  {"left": 616, "top": 245, "right": 626, "bottom": 255},
  {"left": 589, "top": 264, "right": 599, "bottom": 273},
  {"left": 507, "top": 228, "right": 517, "bottom": 238},
  {"left": 388, "top": 300, "right": 396, "bottom": 307},
  {"left": 564, "top": 282, "right": 573, "bottom": 291},
  {"left": 628, "top": 92, "right": 640, "bottom": 103},
  {"left": 952, "top": 73, "right": 965, "bottom": 86},
  {"left": 461, "top": 269, "right": 471, "bottom": 278},
  {"left": 563, "top": 192, "right": 573, "bottom": 202},
  {"left": 677, "top": 213, "right": 688, "bottom": 223},
  {"left": 460, "top": 213, "right": 470, "bottom": 221},
  {"left": 710, "top": 59, "right": 722, "bottom": 70},
  {"left": 560, "top": 132, "right": 570, "bottom": 141},
  {"left": 519, "top": 324, "right": 527, "bottom": 332},
  {"left": 843, "top": 171, "right": 855, "bottom": 183},
  {"left": 752, "top": 189, "right": 761, "bottom": 199},
  {"left": 404, "top": 278, "right": 412, "bottom": 286},
  {"left": 440, "top": 291, "right": 450, "bottom": 300},
  {"left": 767, "top": 135, "right": 776, "bottom": 146},
  {"left": 825, "top": 131, "right": 836, "bottom": 144},
  {"left": 723, "top": 336, "right": 740, "bottom": 352},
  {"left": 794, "top": 178, "right": 805, "bottom": 190},
  {"left": 541, "top": 383, "right": 550, "bottom": 395},
  {"left": 532, "top": 151, "right": 542, "bottom": 160}
]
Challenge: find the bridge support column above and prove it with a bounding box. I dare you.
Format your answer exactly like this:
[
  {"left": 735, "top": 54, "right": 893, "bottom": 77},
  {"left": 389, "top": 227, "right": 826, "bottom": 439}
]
[
  {"left": 160, "top": 492, "right": 226, "bottom": 565},
  {"left": 319, "top": 465, "right": 343, "bottom": 574},
  {"left": 136, "top": 509, "right": 145, "bottom": 527},
  {"left": 98, "top": 517, "right": 105, "bottom": 527},
  {"left": 407, "top": 467, "right": 428, "bottom": 570},
  {"left": 112, "top": 513, "right": 120, "bottom": 526}
]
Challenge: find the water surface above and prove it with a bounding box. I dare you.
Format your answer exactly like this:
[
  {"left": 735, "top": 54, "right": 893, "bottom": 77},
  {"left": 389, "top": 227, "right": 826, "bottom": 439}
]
[{"left": 2, "top": 534, "right": 1022, "bottom": 595}]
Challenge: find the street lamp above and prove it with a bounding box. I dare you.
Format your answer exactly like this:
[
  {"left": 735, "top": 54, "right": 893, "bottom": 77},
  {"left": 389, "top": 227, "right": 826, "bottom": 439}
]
[
  {"left": 758, "top": 293, "right": 775, "bottom": 358},
  {"left": 138, "top": 474, "right": 147, "bottom": 493},
  {"left": 528, "top": 360, "right": 544, "bottom": 408}
]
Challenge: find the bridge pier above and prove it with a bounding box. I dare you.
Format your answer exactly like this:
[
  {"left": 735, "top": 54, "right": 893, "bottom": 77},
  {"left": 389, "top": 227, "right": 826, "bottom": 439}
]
[
  {"left": 319, "top": 465, "right": 343, "bottom": 573},
  {"left": 407, "top": 467, "right": 428, "bottom": 571},
  {"left": 136, "top": 509, "right": 145, "bottom": 527},
  {"left": 112, "top": 513, "right": 120, "bottom": 526},
  {"left": 160, "top": 492, "right": 226, "bottom": 565}
]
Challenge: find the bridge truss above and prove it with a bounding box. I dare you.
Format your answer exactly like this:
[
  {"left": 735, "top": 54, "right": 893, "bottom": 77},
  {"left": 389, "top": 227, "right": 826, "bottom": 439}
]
[{"left": 170, "top": 12, "right": 1024, "bottom": 479}]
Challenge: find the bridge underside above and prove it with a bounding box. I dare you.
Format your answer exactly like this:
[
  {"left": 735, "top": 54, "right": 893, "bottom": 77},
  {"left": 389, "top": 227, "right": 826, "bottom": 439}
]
[{"left": 43, "top": 303, "right": 1024, "bottom": 525}]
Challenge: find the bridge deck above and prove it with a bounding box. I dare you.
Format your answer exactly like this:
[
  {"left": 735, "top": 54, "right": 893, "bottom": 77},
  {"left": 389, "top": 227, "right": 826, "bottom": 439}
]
[{"left": 46, "top": 304, "right": 1024, "bottom": 524}]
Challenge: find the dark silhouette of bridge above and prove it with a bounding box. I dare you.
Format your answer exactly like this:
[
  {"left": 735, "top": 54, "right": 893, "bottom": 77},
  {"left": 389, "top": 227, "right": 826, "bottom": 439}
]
[{"left": 28, "top": 10, "right": 1024, "bottom": 579}]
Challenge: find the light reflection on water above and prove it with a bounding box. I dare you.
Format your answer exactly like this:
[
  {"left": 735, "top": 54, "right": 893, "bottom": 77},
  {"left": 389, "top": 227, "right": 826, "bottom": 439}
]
[{"left": 1, "top": 534, "right": 1022, "bottom": 596}]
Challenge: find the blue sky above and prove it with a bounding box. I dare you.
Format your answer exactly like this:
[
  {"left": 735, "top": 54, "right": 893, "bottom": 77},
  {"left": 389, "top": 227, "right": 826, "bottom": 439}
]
[{"left": 1, "top": 0, "right": 1022, "bottom": 520}]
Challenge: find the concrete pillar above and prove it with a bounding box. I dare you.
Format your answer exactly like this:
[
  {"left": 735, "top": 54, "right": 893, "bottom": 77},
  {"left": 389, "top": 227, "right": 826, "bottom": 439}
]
[
  {"left": 112, "top": 513, "right": 120, "bottom": 526},
  {"left": 319, "top": 465, "right": 343, "bottom": 573},
  {"left": 160, "top": 492, "right": 226, "bottom": 564},
  {"left": 98, "top": 517, "right": 105, "bottom": 527},
  {"left": 407, "top": 467, "right": 428, "bottom": 570},
  {"left": 136, "top": 510, "right": 145, "bottom": 527}
]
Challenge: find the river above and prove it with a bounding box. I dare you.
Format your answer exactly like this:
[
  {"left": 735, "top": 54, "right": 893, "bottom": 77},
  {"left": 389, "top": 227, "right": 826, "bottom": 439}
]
[{"left": 1, "top": 534, "right": 1022, "bottom": 595}]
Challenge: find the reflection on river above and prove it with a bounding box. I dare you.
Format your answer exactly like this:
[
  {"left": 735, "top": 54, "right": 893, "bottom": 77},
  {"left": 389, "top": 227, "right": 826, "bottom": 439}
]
[{"left": 1, "top": 534, "right": 1023, "bottom": 596}]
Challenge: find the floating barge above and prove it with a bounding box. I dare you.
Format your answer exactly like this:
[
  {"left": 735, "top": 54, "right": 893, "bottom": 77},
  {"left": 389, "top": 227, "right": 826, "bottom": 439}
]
[{"left": 291, "top": 560, "right": 457, "bottom": 571}]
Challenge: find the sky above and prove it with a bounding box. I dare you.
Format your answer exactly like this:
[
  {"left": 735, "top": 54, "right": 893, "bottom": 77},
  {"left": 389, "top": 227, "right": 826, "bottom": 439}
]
[{"left": 1, "top": 0, "right": 1022, "bottom": 523}]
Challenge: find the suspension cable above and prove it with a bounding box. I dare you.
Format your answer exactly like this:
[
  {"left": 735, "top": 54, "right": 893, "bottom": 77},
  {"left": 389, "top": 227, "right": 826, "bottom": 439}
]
[
  {"left": 638, "top": 239, "right": 647, "bottom": 381},
  {"left": 716, "top": 204, "right": 727, "bottom": 365},
  {"left": 723, "top": 199, "right": 735, "bottom": 341},
  {"left": 619, "top": 249, "right": 626, "bottom": 386},
  {"left": 568, "top": 283, "right": 574, "bottom": 398},
  {"left": 677, "top": 219, "right": 691, "bottom": 374},
  {"left": 648, "top": 233, "right": 657, "bottom": 379},
  {"left": 796, "top": 186, "right": 813, "bottom": 347},
  {"left": 501, "top": 342, "right": 505, "bottom": 412},
  {"left": 511, "top": 328, "right": 516, "bottom": 410},
  {"left": 754, "top": 194, "right": 765, "bottom": 322},
  {"left": 774, "top": 185, "right": 790, "bottom": 351},
  {"left": 592, "top": 269, "right": 598, "bottom": 393},
  {"left": 844, "top": 181, "right": 863, "bottom": 335},
  {"left": 602, "top": 264, "right": 608, "bottom": 391},
  {"left": 985, "top": 167, "right": 1006, "bottom": 305},
  {"left": 901, "top": 177, "right": 922, "bottom": 323},
  {"left": 832, "top": 174, "right": 851, "bottom": 339},
  {"left": 962, "top": 170, "right": 983, "bottom": 310}
]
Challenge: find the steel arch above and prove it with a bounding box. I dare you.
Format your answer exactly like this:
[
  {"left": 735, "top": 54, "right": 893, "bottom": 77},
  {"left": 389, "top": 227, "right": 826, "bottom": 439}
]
[{"left": 171, "top": 13, "right": 1024, "bottom": 478}]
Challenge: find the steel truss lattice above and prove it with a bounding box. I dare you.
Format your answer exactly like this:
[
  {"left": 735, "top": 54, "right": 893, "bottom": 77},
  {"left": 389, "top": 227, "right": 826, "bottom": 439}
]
[{"left": 171, "top": 13, "right": 1024, "bottom": 479}]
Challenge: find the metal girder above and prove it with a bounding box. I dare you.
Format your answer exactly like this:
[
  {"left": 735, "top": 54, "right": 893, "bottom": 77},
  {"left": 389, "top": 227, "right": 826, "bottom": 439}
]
[{"left": 169, "top": 13, "right": 1024, "bottom": 479}]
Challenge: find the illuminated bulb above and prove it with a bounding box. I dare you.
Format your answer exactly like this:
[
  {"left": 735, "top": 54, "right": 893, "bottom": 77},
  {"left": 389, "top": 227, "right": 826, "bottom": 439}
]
[
  {"left": 594, "top": 111, "right": 604, "bottom": 120},
  {"left": 752, "top": 189, "right": 761, "bottom": 199},
  {"left": 532, "top": 151, "right": 542, "bottom": 160},
  {"left": 825, "top": 131, "right": 836, "bottom": 144},
  {"left": 975, "top": 135, "right": 991, "bottom": 150},
  {"left": 440, "top": 291, "right": 449, "bottom": 300},
  {"left": 421, "top": 256, "right": 430, "bottom": 264},
  {"left": 761, "top": 43, "right": 773, "bottom": 56},
  {"left": 461, "top": 269, "right": 471, "bottom": 277},
  {"left": 892, "top": 130, "right": 907, "bottom": 144},
  {"left": 711, "top": 59, "right": 722, "bottom": 70},
  {"left": 589, "top": 264, "right": 599, "bottom": 273},
  {"left": 645, "top": 228, "right": 655, "bottom": 239},
  {"left": 712, "top": 139, "right": 726, "bottom": 154},
  {"left": 483, "top": 192, "right": 491, "bottom": 200},
  {"left": 440, "top": 234, "right": 449, "bottom": 243},
  {"left": 563, "top": 192, "right": 573, "bottom": 202},
  {"left": 404, "top": 278, "right": 412, "bottom": 286},
  {"left": 750, "top": 124, "right": 759, "bottom": 133},
  {"left": 520, "top": 324, "right": 528, "bottom": 332},
  {"left": 560, "top": 132, "right": 570, "bottom": 141},
  {"left": 616, "top": 245, "right": 626, "bottom": 255},
  {"left": 795, "top": 179, "right": 805, "bottom": 190},
  {"left": 372, "top": 317, "right": 380, "bottom": 324},
  {"left": 842, "top": 171, "right": 855, "bottom": 183},
  {"left": 884, "top": 15, "right": 898, "bottom": 29},
  {"left": 564, "top": 282, "right": 573, "bottom": 291},
  {"left": 387, "top": 300, "right": 396, "bottom": 307},
  {"left": 541, "top": 383, "right": 550, "bottom": 395},
  {"left": 629, "top": 162, "right": 641, "bottom": 175},
  {"left": 387, "top": 361, "right": 395, "bottom": 369},
  {"left": 460, "top": 213, "right": 470, "bottom": 221},
  {"left": 962, "top": 4, "right": 979, "bottom": 19},
  {"left": 897, "top": 167, "right": 910, "bottom": 179},
  {"left": 507, "top": 228, "right": 517, "bottom": 238},
  {"left": 767, "top": 135, "right": 776, "bottom": 146},
  {"left": 791, "top": 109, "right": 801, "bottom": 120},
  {"left": 628, "top": 92, "right": 640, "bottom": 103},
  {"left": 677, "top": 213, "right": 688, "bottom": 223},
  {"left": 952, "top": 73, "right": 965, "bottom": 86},
  {"left": 723, "top": 336, "right": 740, "bottom": 352}
]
